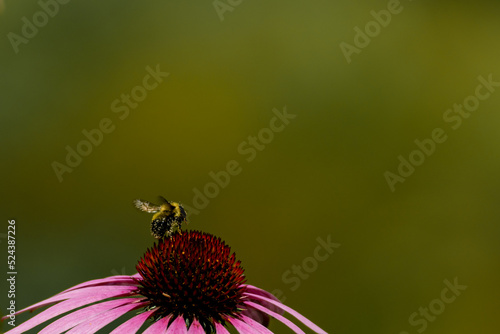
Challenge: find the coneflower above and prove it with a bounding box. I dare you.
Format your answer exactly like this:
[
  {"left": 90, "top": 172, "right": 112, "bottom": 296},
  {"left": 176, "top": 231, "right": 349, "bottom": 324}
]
[{"left": 2, "top": 230, "right": 328, "bottom": 333}]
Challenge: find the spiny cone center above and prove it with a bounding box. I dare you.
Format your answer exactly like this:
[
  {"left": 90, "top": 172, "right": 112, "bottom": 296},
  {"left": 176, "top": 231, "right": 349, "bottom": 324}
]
[{"left": 136, "top": 230, "right": 246, "bottom": 329}]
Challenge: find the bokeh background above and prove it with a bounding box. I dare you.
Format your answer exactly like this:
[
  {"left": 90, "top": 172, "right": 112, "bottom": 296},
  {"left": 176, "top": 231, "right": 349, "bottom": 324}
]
[{"left": 2, "top": 0, "right": 500, "bottom": 333}]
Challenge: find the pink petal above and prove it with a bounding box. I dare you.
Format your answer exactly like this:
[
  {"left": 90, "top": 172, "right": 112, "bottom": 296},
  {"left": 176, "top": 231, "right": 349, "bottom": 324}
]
[
  {"left": 240, "top": 284, "right": 284, "bottom": 327},
  {"left": 109, "top": 309, "right": 155, "bottom": 334},
  {"left": 244, "top": 301, "right": 304, "bottom": 334},
  {"left": 1, "top": 289, "right": 138, "bottom": 334},
  {"left": 187, "top": 318, "right": 204, "bottom": 334},
  {"left": 65, "top": 300, "right": 148, "bottom": 334},
  {"left": 143, "top": 315, "right": 171, "bottom": 334},
  {"left": 38, "top": 298, "right": 138, "bottom": 334},
  {"left": 228, "top": 317, "right": 262, "bottom": 334},
  {"left": 166, "top": 316, "right": 187, "bottom": 334},
  {"left": 244, "top": 291, "right": 328, "bottom": 334},
  {"left": 6, "top": 284, "right": 138, "bottom": 319},
  {"left": 215, "top": 322, "right": 231, "bottom": 334},
  {"left": 241, "top": 284, "right": 285, "bottom": 314},
  {"left": 240, "top": 306, "right": 271, "bottom": 328},
  {"left": 60, "top": 274, "right": 140, "bottom": 293},
  {"left": 2, "top": 299, "right": 90, "bottom": 334},
  {"left": 240, "top": 315, "right": 274, "bottom": 334}
]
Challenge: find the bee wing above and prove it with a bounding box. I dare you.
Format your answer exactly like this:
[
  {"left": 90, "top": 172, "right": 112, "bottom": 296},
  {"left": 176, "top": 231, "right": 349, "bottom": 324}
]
[
  {"left": 134, "top": 199, "right": 161, "bottom": 213},
  {"left": 158, "top": 196, "right": 175, "bottom": 210},
  {"left": 158, "top": 196, "right": 170, "bottom": 204}
]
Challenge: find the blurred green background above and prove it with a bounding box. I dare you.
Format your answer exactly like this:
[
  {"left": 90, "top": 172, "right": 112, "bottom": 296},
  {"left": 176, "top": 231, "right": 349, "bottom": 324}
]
[{"left": 2, "top": 0, "right": 500, "bottom": 333}]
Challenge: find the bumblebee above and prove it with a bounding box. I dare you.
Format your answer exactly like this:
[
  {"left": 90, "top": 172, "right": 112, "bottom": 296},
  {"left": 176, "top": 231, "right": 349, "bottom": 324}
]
[{"left": 134, "top": 196, "right": 187, "bottom": 238}]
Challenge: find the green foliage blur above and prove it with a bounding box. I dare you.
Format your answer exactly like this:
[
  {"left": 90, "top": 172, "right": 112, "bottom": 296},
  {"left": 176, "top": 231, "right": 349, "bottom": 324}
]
[{"left": 2, "top": 0, "right": 500, "bottom": 333}]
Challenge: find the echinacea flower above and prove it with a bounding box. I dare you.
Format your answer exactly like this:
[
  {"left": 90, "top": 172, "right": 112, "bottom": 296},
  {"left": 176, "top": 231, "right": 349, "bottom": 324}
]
[{"left": 2, "top": 230, "right": 328, "bottom": 333}]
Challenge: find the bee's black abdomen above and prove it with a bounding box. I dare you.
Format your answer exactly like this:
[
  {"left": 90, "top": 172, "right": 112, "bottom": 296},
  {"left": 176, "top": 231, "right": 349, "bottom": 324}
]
[{"left": 151, "top": 218, "right": 172, "bottom": 239}]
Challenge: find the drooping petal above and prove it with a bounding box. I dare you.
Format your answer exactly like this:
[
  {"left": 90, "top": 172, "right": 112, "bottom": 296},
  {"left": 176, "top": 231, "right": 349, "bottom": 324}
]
[
  {"left": 60, "top": 274, "right": 141, "bottom": 293},
  {"left": 2, "top": 288, "right": 139, "bottom": 334},
  {"left": 240, "top": 284, "right": 284, "bottom": 327},
  {"left": 166, "top": 316, "right": 187, "bottom": 334},
  {"left": 244, "top": 291, "right": 328, "bottom": 334},
  {"left": 143, "top": 315, "right": 171, "bottom": 334},
  {"left": 240, "top": 315, "right": 274, "bottom": 334},
  {"left": 228, "top": 317, "right": 262, "bottom": 334},
  {"left": 2, "top": 284, "right": 138, "bottom": 321},
  {"left": 65, "top": 300, "right": 148, "bottom": 334},
  {"left": 109, "top": 309, "right": 156, "bottom": 334},
  {"left": 241, "top": 284, "right": 284, "bottom": 314},
  {"left": 53, "top": 283, "right": 139, "bottom": 303},
  {"left": 244, "top": 301, "right": 305, "bottom": 334},
  {"left": 187, "top": 318, "right": 204, "bottom": 334},
  {"left": 3, "top": 299, "right": 90, "bottom": 334},
  {"left": 239, "top": 306, "right": 271, "bottom": 328},
  {"left": 37, "top": 298, "right": 138, "bottom": 334},
  {"left": 214, "top": 321, "right": 231, "bottom": 334}
]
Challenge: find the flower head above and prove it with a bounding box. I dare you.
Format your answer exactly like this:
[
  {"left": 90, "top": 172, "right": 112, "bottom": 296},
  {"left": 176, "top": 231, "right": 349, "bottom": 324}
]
[{"left": 2, "top": 231, "right": 327, "bottom": 333}]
